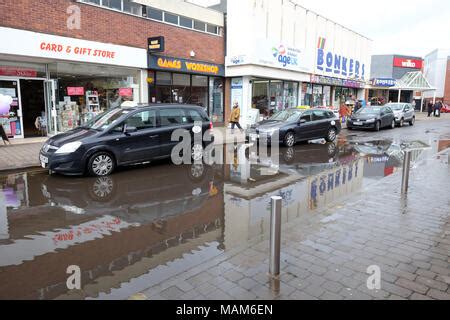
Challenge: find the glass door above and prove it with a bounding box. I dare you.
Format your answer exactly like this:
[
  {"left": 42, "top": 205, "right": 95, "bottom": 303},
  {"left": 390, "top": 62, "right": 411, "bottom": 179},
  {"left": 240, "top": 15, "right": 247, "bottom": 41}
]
[
  {"left": 44, "top": 79, "right": 57, "bottom": 135},
  {"left": 0, "top": 79, "right": 23, "bottom": 139}
]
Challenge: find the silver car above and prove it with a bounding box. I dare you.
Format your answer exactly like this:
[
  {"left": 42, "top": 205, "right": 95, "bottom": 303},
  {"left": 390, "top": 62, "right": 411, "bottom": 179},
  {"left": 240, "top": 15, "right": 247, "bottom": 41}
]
[{"left": 385, "top": 103, "right": 416, "bottom": 127}]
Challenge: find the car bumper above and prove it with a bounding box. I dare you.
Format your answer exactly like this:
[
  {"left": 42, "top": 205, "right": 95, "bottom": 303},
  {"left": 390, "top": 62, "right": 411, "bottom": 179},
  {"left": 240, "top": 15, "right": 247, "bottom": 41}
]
[
  {"left": 39, "top": 150, "right": 85, "bottom": 175},
  {"left": 347, "top": 121, "right": 376, "bottom": 129}
]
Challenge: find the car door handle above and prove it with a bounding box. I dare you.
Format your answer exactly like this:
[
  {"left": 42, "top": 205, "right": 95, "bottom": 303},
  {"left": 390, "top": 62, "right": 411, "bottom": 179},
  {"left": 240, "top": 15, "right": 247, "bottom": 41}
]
[{"left": 149, "top": 135, "right": 158, "bottom": 139}]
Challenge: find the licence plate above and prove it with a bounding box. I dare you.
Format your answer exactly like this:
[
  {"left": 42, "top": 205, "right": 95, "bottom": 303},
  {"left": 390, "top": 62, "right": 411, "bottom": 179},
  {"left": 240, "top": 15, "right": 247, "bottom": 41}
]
[{"left": 353, "top": 121, "right": 363, "bottom": 126}]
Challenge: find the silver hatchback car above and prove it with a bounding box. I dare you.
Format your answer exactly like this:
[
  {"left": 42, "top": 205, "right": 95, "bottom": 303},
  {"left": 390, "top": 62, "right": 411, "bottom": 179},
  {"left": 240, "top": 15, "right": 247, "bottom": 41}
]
[{"left": 385, "top": 103, "right": 416, "bottom": 127}]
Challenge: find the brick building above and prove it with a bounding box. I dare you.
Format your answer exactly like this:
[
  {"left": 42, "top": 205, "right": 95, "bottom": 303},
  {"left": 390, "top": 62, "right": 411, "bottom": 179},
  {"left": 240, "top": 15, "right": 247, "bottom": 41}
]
[{"left": 0, "top": 0, "right": 226, "bottom": 139}]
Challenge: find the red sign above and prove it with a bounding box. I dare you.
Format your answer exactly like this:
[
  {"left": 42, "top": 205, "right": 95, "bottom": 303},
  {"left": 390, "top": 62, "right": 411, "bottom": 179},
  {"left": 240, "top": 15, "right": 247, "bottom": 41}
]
[
  {"left": 119, "top": 88, "right": 133, "bottom": 97},
  {"left": 0, "top": 66, "right": 38, "bottom": 77},
  {"left": 393, "top": 58, "right": 423, "bottom": 69},
  {"left": 67, "top": 87, "right": 85, "bottom": 96}
]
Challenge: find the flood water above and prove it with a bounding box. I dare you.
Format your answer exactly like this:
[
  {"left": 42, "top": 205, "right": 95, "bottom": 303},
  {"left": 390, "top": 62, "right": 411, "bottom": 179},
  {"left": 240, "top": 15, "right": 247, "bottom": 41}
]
[{"left": 0, "top": 135, "right": 444, "bottom": 299}]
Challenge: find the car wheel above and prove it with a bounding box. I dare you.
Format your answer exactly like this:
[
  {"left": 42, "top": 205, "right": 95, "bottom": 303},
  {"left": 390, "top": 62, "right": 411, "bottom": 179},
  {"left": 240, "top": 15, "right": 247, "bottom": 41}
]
[
  {"left": 399, "top": 118, "right": 404, "bottom": 127},
  {"left": 374, "top": 121, "right": 381, "bottom": 132},
  {"left": 191, "top": 143, "right": 204, "bottom": 162},
  {"left": 325, "top": 127, "right": 337, "bottom": 142},
  {"left": 283, "top": 132, "right": 295, "bottom": 147},
  {"left": 88, "top": 152, "right": 115, "bottom": 177},
  {"left": 409, "top": 117, "right": 415, "bottom": 126},
  {"left": 390, "top": 119, "right": 396, "bottom": 129}
]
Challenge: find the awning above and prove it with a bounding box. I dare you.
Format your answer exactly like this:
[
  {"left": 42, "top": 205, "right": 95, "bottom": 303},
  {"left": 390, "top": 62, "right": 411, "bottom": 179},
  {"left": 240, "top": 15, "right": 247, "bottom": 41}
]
[{"left": 392, "top": 71, "right": 436, "bottom": 92}]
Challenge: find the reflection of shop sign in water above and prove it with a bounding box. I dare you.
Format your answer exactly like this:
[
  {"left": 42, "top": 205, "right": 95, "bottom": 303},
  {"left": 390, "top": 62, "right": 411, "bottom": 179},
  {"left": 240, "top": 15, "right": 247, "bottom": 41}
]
[
  {"left": 316, "top": 37, "right": 366, "bottom": 80},
  {"left": 149, "top": 55, "right": 225, "bottom": 76}
]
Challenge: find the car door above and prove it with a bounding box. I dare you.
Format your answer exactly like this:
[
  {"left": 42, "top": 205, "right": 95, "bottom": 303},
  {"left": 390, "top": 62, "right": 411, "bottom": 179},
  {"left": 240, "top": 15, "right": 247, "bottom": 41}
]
[
  {"left": 383, "top": 107, "right": 394, "bottom": 126},
  {"left": 159, "top": 107, "right": 194, "bottom": 157},
  {"left": 295, "top": 111, "right": 315, "bottom": 140},
  {"left": 312, "top": 110, "right": 331, "bottom": 138},
  {"left": 404, "top": 104, "right": 414, "bottom": 120},
  {"left": 112, "top": 109, "right": 160, "bottom": 164}
]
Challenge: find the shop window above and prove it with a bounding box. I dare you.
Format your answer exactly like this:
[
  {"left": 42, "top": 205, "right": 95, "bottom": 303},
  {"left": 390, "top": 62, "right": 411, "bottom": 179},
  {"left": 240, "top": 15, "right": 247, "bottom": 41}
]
[
  {"left": 123, "top": 0, "right": 142, "bottom": 15},
  {"left": 164, "top": 12, "right": 178, "bottom": 25},
  {"left": 252, "top": 80, "right": 269, "bottom": 117},
  {"left": 194, "top": 20, "right": 206, "bottom": 32},
  {"left": 191, "top": 76, "right": 208, "bottom": 108},
  {"left": 173, "top": 74, "right": 190, "bottom": 86},
  {"left": 103, "top": 0, "right": 121, "bottom": 10},
  {"left": 312, "top": 85, "right": 323, "bottom": 107},
  {"left": 125, "top": 110, "right": 156, "bottom": 131},
  {"left": 302, "top": 83, "right": 312, "bottom": 107},
  {"left": 156, "top": 72, "right": 172, "bottom": 86},
  {"left": 156, "top": 86, "right": 172, "bottom": 104},
  {"left": 180, "top": 16, "right": 193, "bottom": 28},
  {"left": 283, "top": 81, "right": 298, "bottom": 109},
  {"left": 160, "top": 108, "right": 188, "bottom": 126},
  {"left": 270, "top": 80, "right": 284, "bottom": 114},
  {"left": 209, "top": 77, "right": 224, "bottom": 122},
  {"left": 147, "top": 7, "right": 163, "bottom": 21}
]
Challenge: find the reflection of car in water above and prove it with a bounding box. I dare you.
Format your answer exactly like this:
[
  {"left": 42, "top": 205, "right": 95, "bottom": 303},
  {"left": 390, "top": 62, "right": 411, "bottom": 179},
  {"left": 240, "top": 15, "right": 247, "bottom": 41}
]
[
  {"left": 348, "top": 139, "right": 404, "bottom": 167},
  {"left": 40, "top": 164, "right": 218, "bottom": 223}
]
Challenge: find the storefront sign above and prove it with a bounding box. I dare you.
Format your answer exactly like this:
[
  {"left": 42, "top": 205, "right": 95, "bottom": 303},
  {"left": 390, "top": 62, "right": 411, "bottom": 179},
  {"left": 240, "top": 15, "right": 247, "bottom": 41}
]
[
  {"left": 311, "top": 75, "right": 366, "bottom": 89},
  {"left": 148, "top": 55, "right": 225, "bottom": 76},
  {"left": 316, "top": 38, "right": 366, "bottom": 80},
  {"left": 119, "top": 88, "right": 133, "bottom": 97},
  {"left": 393, "top": 57, "right": 423, "bottom": 69},
  {"left": 67, "top": 87, "right": 85, "bottom": 96},
  {"left": 0, "top": 66, "right": 37, "bottom": 77},
  {"left": 148, "top": 37, "right": 165, "bottom": 53},
  {"left": 371, "top": 78, "right": 396, "bottom": 87},
  {"left": 0, "top": 27, "right": 147, "bottom": 69}
]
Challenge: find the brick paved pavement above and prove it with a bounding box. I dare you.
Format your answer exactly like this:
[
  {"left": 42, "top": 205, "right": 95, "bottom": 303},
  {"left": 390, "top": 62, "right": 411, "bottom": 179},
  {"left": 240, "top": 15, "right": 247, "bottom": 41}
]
[
  {"left": 126, "top": 148, "right": 450, "bottom": 300},
  {"left": 0, "top": 142, "right": 44, "bottom": 171}
]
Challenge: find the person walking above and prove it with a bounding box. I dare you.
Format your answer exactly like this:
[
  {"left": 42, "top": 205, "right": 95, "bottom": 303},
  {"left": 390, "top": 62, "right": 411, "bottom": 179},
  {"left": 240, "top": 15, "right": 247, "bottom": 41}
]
[
  {"left": 434, "top": 100, "right": 442, "bottom": 117},
  {"left": 427, "top": 101, "right": 434, "bottom": 117},
  {"left": 0, "top": 124, "right": 11, "bottom": 145},
  {"left": 229, "top": 102, "right": 243, "bottom": 133}
]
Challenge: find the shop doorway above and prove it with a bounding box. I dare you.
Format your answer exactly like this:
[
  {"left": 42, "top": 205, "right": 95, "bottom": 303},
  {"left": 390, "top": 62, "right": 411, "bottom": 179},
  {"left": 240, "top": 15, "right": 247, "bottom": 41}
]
[{"left": 19, "top": 80, "right": 46, "bottom": 138}]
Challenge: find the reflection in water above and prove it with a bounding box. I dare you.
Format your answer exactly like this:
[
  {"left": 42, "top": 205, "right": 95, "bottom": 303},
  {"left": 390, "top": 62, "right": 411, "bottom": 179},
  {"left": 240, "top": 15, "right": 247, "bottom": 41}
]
[{"left": 0, "top": 138, "right": 439, "bottom": 299}]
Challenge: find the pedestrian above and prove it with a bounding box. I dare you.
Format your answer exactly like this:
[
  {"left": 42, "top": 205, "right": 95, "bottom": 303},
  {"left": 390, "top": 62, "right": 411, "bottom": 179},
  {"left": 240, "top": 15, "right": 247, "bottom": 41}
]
[
  {"left": 434, "top": 100, "right": 442, "bottom": 117},
  {"left": 229, "top": 102, "right": 244, "bottom": 133},
  {"left": 0, "top": 124, "right": 11, "bottom": 146},
  {"left": 427, "top": 101, "right": 434, "bottom": 117}
]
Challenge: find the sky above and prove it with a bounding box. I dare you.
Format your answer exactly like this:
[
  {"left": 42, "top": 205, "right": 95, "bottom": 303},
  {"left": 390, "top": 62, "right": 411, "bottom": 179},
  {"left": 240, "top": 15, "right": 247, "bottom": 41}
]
[
  {"left": 190, "top": 0, "right": 450, "bottom": 58},
  {"left": 296, "top": 0, "right": 450, "bottom": 57}
]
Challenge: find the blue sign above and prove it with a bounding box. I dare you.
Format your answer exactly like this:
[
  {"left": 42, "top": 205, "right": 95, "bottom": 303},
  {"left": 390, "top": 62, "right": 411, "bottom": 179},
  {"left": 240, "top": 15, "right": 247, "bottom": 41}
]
[
  {"left": 317, "top": 48, "right": 366, "bottom": 80},
  {"left": 371, "top": 78, "right": 396, "bottom": 87}
]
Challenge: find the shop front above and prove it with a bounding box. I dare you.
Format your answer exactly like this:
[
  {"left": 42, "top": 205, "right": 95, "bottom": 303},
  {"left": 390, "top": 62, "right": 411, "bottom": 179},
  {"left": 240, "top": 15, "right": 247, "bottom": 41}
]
[
  {"left": 148, "top": 54, "right": 225, "bottom": 123},
  {"left": 0, "top": 27, "right": 147, "bottom": 139},
  {"left": 308, "top": 75, "right": 366, "bottom": 108}
]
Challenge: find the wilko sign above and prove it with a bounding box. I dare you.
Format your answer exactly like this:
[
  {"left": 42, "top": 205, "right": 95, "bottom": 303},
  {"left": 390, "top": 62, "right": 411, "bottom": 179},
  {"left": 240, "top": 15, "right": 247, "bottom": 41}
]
[{"left": 393, "top": 58, "right": 423, "bottom": 69}]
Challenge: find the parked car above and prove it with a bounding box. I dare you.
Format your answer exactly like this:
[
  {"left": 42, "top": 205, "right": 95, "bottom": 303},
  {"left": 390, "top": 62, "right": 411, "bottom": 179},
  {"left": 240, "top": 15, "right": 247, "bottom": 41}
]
[
  {"left": 347, "top": 106, "right": 396, "bottom": 131},
  {"left": 247, "top": 108, "right": 341, "bottom": 147},
  {"left": 39, "top": 104, "right": 214, "bottom": 176},
  {"left": 384, "top": 103, "right": 415, "bottom": 127},
  {"left": 441, "top": 103, "right": 450, "bottom": 113}
]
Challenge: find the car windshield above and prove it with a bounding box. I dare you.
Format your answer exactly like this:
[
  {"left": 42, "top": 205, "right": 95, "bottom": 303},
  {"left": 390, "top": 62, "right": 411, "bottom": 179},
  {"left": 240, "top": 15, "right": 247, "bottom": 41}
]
[
  {"left": 357, "top": 107, "right": 381, "bottom": 115},
  {"left": 269, "top": 110, "right": 302, "bottom": 122},
  {"left": 85, "top": 108, "right": 131, "bottom": 131},
  {"left": 385, "top": 103, "right": 404, "bottom": 111}
]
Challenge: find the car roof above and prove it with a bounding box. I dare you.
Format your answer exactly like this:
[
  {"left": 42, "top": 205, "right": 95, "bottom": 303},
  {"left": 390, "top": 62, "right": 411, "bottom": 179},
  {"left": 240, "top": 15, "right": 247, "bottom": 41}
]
[{"left": 120, "top": 104, "right": 206, "bottom": 111}]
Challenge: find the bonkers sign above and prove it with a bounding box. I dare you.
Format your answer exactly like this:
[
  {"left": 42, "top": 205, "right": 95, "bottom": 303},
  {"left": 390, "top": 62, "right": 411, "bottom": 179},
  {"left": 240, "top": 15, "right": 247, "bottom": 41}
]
[{"left": 316, "top": 37, "right": 366, "bottom": 80}]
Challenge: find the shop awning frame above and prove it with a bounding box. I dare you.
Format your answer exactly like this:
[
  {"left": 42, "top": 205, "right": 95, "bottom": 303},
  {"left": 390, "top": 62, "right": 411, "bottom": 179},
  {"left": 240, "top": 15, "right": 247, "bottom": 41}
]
[{"left": 391, "top": 71, "right": 436, "bottom": 92}]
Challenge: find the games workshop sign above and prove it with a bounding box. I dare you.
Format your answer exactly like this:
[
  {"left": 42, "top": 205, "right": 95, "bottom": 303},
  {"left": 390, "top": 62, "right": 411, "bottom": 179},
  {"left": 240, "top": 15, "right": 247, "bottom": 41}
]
[{"left": 148, "top": 55, "right": 225, "bottom": 76}]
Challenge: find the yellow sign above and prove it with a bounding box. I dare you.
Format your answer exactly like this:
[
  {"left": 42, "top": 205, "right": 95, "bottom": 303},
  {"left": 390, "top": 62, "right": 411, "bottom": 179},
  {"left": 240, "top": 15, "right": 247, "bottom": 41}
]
[
  {"left": 157, "top": 58, "right": 182, "bottom": 70},
  {"left": 153, "top": 57, "right": 221, "bottom": 75}
]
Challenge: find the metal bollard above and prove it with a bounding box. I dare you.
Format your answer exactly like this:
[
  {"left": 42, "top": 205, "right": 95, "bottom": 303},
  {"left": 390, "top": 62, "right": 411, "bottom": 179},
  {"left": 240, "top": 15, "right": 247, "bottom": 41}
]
[
  {"left": 401, "top": 151, "right": 412, "bottom": 194},
  {"left": 269, "top": 196, "right": 282, "bottom": 277}
]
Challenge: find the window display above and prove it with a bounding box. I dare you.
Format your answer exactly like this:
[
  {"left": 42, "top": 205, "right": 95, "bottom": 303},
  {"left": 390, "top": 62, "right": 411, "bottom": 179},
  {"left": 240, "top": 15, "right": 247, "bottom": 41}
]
[
  {"left": 0, "top": 80, "right": 21, "bottom": 137},
  {"left": 252, "top": 79, "right": 299, "bottom": 117}
]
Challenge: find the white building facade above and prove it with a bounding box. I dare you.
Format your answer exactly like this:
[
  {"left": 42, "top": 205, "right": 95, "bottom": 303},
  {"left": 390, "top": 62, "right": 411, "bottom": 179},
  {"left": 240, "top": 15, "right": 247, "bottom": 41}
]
[
  {"left": 225, "top": 0, "right": 372, "bottom": 127},
  {"left": 423, "top": 49, "right": 450, "bottom": 101}
]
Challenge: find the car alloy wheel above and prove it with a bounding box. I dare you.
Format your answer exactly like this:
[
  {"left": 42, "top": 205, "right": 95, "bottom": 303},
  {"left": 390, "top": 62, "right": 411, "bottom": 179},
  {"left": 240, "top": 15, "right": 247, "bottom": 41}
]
[
  {"left": 192, "top": 144, "right": 204, "bottom": 162},
  {"left": 284, "top": 132, "right": 295, "bottom": 147},
  {"left": 399, "top": 119, "right": 404, "bottom": 127},
  {"left": 375, "top": 121, "right": 381, "bottom": 131},
  {"left": 391, "top": 120, "right": 396, "bottom": 129},
  {"left": 326, "top": 128, "right": 337, "bottom": 142},
  {"left": 90, "top": 153, "right": 114, "bottom": 176},
  {"left": 410, "top": 117, "right": 415, "bottom": 126}
]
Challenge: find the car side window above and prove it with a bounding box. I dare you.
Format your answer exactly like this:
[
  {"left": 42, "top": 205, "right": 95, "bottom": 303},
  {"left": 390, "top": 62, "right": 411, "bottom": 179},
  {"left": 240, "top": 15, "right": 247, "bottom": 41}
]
[
  {"left": 125, "top": 110, "right": 156, "bottom": 131},
  {"left": 312, "top": 110, "right": 329, "bottom": 121},
  {"left": 386, "top": 107, "right": 393, "bottom": 114},
  {"left": 188, "top": 109, "right": 207, "bottom": 123},
  {"left": 160, "top": 109, "right": 189, "bottom": 127},
  {"left": 300, "top": 111, "right": 312, "bottom": 122}
]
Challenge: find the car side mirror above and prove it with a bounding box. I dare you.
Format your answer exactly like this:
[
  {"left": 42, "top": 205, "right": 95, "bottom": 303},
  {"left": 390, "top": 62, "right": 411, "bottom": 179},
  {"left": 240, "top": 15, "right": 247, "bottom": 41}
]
[{"left": 124, "top": 125, "right": 137, "bottom": 135}]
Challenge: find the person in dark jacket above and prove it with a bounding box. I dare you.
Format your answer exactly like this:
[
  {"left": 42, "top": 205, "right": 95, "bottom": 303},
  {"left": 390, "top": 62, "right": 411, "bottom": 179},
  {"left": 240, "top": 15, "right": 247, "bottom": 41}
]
[
  {"left": 434, "top": 101, "right": 442, "bottom": 117},
  {"left": 427, "top": 101, "right": 434, "bottom": 117}
]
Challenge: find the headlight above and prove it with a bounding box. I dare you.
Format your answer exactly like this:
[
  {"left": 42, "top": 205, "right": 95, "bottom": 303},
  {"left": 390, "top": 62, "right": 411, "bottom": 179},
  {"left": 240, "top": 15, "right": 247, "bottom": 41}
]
[
  {"left": 55, "top": 141, "right": 82, "bottom": 154},
  {"left": 365, "top": 119, "right": 376, "bottom": 123},
  {"left": 262, "top": 128, "right": 279, "bottom": 134}
]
